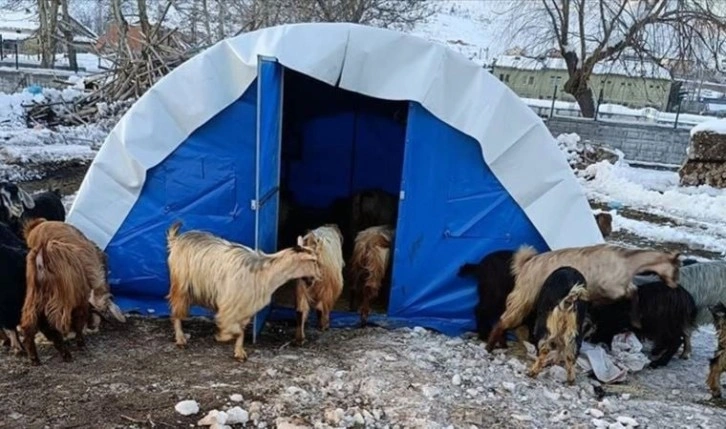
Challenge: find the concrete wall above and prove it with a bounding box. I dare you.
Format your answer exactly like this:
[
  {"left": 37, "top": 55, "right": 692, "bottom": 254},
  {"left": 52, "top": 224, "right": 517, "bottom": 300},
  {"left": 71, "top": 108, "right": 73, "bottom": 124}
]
[
  {"left": 545, "top": 116, "right": 691, "bottom": 166},
  {"left": 0, "top": 68, "right": 74, "bottom": 93}
]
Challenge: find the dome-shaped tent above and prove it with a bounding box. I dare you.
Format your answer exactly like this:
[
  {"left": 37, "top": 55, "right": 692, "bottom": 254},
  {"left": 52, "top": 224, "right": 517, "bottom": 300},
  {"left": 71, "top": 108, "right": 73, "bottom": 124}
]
[{"left": 68, "top": 23, "right": 602, "bottom": 338}]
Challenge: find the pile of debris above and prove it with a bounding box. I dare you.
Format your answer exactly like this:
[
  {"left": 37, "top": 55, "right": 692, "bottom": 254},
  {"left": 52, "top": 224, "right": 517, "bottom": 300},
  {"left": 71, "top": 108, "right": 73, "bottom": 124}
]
[
  {"left": 23, "top": 3, "right": 194, "bottom": 128},
  {"left": 679, "top": 124, "right": 726, "bottom": 188},
  {"left": 556, "top": 133, "right": 621, "bottom": 170}
]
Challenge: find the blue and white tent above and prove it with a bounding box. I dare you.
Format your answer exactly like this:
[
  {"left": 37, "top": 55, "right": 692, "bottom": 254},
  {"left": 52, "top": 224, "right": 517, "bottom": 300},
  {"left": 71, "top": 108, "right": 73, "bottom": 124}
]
[{"left": 67, "top": 23, "right": 602, "bottom": 338}]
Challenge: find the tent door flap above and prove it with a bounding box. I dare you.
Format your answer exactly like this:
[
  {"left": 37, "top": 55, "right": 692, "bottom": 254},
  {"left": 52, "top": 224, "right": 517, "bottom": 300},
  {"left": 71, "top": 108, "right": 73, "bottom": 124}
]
[{"left": 251, "top": 56, "right": 284, "bottom": 343}]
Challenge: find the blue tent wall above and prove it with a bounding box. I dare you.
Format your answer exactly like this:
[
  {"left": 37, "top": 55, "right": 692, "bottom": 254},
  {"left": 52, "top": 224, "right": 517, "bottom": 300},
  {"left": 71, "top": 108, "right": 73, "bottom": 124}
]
[
  {"left": 104, "top": 82, "right": 259, "bottom": 318},
  {"left": 385, "top": 102, "right": 549, "bottom": 333}
]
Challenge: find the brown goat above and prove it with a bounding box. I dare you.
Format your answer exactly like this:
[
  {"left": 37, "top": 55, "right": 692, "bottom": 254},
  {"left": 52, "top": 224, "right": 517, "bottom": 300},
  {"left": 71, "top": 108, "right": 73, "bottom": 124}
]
[
  {"left": 20, "top": 239, "right": 92, "bottom": 365},
  {"left": 594, "top": 212, "right": 613, "bottom": 238},
  {"left": 528, "top": 284, "right": 589, "bottom": 385},
  {"left": 294, "top": 224, "right": 345, "bottom": 345},
  {"left": 486, "top": 244, "right": 680, "bottom": 351},
  {"left": 166, "top": 222, "right": 321, "bottom": 361},
  {"left": 23, "top": 219, "right": 125, "bottom": 329},
  {"left": 348, "top": 225, "right": 394, "bottom": 326}
]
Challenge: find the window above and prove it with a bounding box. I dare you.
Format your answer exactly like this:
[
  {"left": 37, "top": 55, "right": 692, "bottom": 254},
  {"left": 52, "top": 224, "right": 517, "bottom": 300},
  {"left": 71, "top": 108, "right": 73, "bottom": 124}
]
[
  {"left": 528, "top": 76, "right": 535, "bottom": 85},
  {"left": 499, "top": 74, "right": 504, "bottom": 80},
  {"left": 505, "top": 74, "right": 510, "bottom": 82}
]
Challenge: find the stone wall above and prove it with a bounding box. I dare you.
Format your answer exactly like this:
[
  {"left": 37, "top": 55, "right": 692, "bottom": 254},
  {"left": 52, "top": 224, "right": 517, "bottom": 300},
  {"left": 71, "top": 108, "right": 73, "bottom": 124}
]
[
  {"left": 545, "top": 116, "right": 691, "bottom": 166},
  {"left": 0, "top": 68, "right": 74, "bottom": 93}
]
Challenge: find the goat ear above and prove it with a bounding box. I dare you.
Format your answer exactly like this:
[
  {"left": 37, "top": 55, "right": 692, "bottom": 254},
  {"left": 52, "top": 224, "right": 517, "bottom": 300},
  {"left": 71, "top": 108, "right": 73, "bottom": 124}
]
[
  {"left": 296, "top": 235, "right": 304, "bottom": 247},
  {"left": 18, "top": 187, "right": 34, "bottom": 209}
]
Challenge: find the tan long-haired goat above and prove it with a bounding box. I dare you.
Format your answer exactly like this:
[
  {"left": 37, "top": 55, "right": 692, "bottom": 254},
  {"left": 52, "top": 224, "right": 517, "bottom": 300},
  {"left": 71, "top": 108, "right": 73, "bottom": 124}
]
[
  {"left": 528, "top": 283, "right": 590, "bottom": 385},
  {"left": 20, "top": 239, "right": 92, "bottom": 365},
  {"left": 295, "top": 224, "right": 345, "bottom": 345},
  {"left": 486, "top": 244, "right": 680, "bottom": 351},
  {"left": 23, "top": 219, "right": 126, "bottom": 329},
  {"left": 348, "top": 225, "right": 394, "bottom": 326},
  {"left": 166, "top": 222, "right": 321, "bottom": 361}
]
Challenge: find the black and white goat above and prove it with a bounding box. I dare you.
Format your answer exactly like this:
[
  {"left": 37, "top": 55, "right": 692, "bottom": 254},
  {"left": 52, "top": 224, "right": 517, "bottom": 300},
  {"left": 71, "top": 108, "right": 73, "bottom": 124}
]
[
  {"left": 0, "top": 221, "right": 28, "bottom": 354},
  {"left": 0, "top": 183, "right": 65, "bottom": 239}
]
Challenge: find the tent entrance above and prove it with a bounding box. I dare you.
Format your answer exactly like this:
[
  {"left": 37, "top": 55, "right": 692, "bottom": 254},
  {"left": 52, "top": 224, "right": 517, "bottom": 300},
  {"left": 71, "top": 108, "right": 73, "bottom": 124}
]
[{"left": 272, "top": 68, "right": 408, "bottom": 323}]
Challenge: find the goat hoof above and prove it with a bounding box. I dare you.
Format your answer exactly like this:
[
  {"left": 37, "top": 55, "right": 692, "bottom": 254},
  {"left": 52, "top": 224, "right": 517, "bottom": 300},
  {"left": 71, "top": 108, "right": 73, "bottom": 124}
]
[
  {"left": 294, "top": 338, "right": 306, "bottom": 347},
  {"left": 234, "top": 352, "right": 248, "bottom": 362},
  {"left": 679, "top": 353, "right": 691, "bottom": 360},
  {"left": 61, "top": 354, "right": 73, "bottom": 362},
  {"left": 29, "top": 359, "right": 41, "bottom": 366}
]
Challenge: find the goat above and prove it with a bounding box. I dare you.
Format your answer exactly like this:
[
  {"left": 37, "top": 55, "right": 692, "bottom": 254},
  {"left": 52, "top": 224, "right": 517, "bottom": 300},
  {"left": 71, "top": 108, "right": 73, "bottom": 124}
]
[
  {"left": 347, "top": 189, "right": 397, "bottom": 257},
  {"left": 0, "top": 243, "right": 27, "bottom": 355},
  {"left": 594, "top": 212, "right": 612, "bottom": 238},
  {"left": 670, "top": 261, "right": 726, "bottom": 327},
  {"left": 23, "top": 219, "right": 125, "bottom": 328},
  {"left": 528, "top": 280, "right": 589, "bottom": 385},
  {"left": 0, "top": 182, "right": 35, "bottom": 225},
  {"left": 20, "top": 189, "right": 66, "bottom": 224},
  {"left": 347, "top": 225, "right": 394, "bottom": 326},
  {"left": 166, "top": 222, "right": 321, "bottom": 361},
  {"left": 294, "top": 224, "right": 345, "bottom": 345},
  {"left": 486, "top": 244, "right": 680, "bottom": 352},
  {"left": 20, "top": 239, "right": 92, "bottom": 365},
  {"left": 587, "top": 280, "right": 697, "bottom": 368},
  {"left": 707, "top": 302, "right": 726, "bottom": 398},
  {"left": 458, "top": 250, "right": 516, "bottom": 341}
]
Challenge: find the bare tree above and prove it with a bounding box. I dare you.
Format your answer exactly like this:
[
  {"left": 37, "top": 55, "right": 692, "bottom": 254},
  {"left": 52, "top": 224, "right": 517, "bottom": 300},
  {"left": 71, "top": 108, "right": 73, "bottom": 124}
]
[
  {"left": 310, "top": 0, "right": 435, "bottom": 30},
  {"left": 38, "top": 0, "right": 61, "bottom": 68},
  {"left": 501, "top": 0, "right": 726, "bottom": 117},
  {"left": 59, "top": 0, "right": 77, "bottom": 71},
  {"left": 137, "top": 0, "right": 152, "bottom": 39}
]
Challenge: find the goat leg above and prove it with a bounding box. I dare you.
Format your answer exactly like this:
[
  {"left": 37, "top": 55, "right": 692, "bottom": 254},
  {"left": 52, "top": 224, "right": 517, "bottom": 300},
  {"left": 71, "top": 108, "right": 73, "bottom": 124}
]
[
  {"left": 0, "top": 329, "right": 8, "bottom": 347},
  {"left": 649, "top": 337, "right": 681, "bottom": 369},
  {"left": 360, "top": 285, "right": 377, "bottom": 327},
  {"left": 486, "top": 322, "right": 507, "bottom": 352},
  {"left": 318, "top": 306, "right": 330, "bottom": 331},
  {"left": 233, "top": 319, "right": 250, "bottom": 362},
  {"left": 21, "top": 325, "right": 41, "bottom": 365},
  {"left": 680, "top": 331, "right": 693, "bottom": 360},
  {"left": 707, "top": 353, "right": 724, "bottom": 398},
  {"left": 564, "top": 341, "right": 578, "bottom": 385},
  {"left": 72, "top": 310, "right": 88, "bottom": 351},
  {"left": 39, "top": 320, "right": 72, "bottom": 363},
  {"left": 295, "top": 282, "right": 310, "bottom": 346},
  {"left": 3, "top": 328, "right": 22, "bottom": 356},
  {"left": 528, "top": 340, "right": 552, "bottom": 379}
]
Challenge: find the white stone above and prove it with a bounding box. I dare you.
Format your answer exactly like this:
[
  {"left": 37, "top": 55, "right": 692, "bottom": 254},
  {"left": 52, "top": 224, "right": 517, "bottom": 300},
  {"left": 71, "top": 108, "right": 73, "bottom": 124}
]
[
  {"left": 226, "top": 407, "right": 249, "bottom": 425},
  {"left": 452, "top": 374, "right": 462, "bottom": 386},
  {"left": 353, "top": 413, "right": 365, "bottom": 425},
  {"left": 198, "top": 410, "right": 227, "bottom": 426},
  {"left": 591, "top": 418, "right": 609, "bottom": 428},
  {"left": 608, "top": 423, "right": 626, "bottom": 429},
  {"left": 229, "top": 394, "right": 244, "bottom": 403},
  {"left": 174, "top": 400, "right": 200, "bottom": 416},
  {"left": 617, "top": 416, "right": 639, "bottom": 427},
  {"left": 544, "top": 389, "right": 561, "bottom": 401},
  {"left": 551, "top": 410, "right": 570, "bottom": 422},
  {"left": 511, "top": 414, "right": 533, "bottom": 421},
  {"left": 588, "top": 408, "right": 605, "bottom": 418},
  {"left": 620, "top": 394, "right": 631, "bottom": 400},
  {"left": 547, "top": 365, "right": 568, "bottom": 383},
  {"left": 502, "top": 382, "right": 516, "bottom": 392},
  {"left": 466, "top": 388, "right": 478, "bottom": 397}
]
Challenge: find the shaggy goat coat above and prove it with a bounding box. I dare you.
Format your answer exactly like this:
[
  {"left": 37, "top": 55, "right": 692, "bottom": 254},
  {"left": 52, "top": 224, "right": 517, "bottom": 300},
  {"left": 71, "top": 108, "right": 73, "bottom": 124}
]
[
  {"left": 673, "top": 262, "right": 726, "bottom": 326},
  {"left": 23, "top": 219, "right": 125, "bottom": 327},
  {"left": 295, "top": 225, "right": 345, "bottom": 345},
  {"left": 528, "top": 282, "right": 589, "bottom": 385},
  {"left": 21, "top": 239, "right": 92, "bottom": 364},
  {"left": 348, "top": 225, "right": 394, "bottom": 325},
  {"left": 166, "top": 222, "right": 320, "bottom": 361},
  {"left": 486, "top": 244, "right": 680, "bottom": 351},
  {"left": 707, "top": 302, "right": 726, "bottom": 398}
]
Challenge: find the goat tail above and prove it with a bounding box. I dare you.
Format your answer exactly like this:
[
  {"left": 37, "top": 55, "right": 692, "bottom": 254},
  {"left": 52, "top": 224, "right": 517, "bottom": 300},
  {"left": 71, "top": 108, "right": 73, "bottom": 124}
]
[
  {"left": 20, "top": 247, "right": 43, "bottom": 332},
  {"left": 511, "top": 245, "right": 538, "bottom": 278},
  {"left": 458, "top": 263, "right": 478, "bottom": 278},
  {"left": 41, "top": 240, "right": 89, "bottom": 333},
  {"left": 567, "top": 283, "right": 589, "bottom": 302},
  {"left": 167, "top": 221, "right": 183, "bottom": 245},
  {"left": 22, "top": 218, "right": 47, "bottom": 241}
]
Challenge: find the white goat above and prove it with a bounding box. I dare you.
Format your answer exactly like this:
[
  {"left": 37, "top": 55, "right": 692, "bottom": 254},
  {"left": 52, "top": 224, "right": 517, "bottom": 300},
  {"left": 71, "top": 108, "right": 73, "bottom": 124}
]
[{"left": 166, "top": 222, "right": 321, "bottom": 361}]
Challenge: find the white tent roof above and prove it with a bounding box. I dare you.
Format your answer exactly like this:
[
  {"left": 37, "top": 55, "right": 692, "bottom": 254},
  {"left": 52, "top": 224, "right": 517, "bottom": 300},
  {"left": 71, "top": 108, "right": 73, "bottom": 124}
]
[{"left": 68, "top": 22, "right": 603, "bottom": 250}]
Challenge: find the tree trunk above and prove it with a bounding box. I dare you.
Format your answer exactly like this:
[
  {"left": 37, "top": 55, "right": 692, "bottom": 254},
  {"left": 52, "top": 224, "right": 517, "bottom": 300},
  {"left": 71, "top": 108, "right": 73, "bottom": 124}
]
[
  {"left": 201, "top": 0, "right": 212, "bottom": 44},
  {"left": 60, "top": 0, "right": 77, "bottom": 71},
  {"left": 47, "top": 0, "right": 60, "bottom": 68},
  {"left": 562, "top": 52, "right": 597, "bottom": 118},
  {"left": 216, "top": 0, "right": 226, "bottom": 41},
  {"left": 137, "top": 0, "right": 152, "bottom": 40}
]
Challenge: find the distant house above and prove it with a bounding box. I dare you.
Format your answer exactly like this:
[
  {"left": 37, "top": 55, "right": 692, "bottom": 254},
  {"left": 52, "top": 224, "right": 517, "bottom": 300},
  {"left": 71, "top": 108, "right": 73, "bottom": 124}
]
[
  {"left": 0, "top": 8, "right": 97, "bottom": 56},
  {"left": 95, "top": 21, "right": 188, "bottom": 55},
  {"left": 492, "top": 55, "right": 673, "bottom": 111}
]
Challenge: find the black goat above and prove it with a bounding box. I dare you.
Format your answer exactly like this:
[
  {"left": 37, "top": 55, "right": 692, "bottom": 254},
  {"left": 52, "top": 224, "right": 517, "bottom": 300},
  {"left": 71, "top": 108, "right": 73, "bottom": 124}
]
[
  {"left": 20, "top": 189, "right": 66, "bottom": 224},
  {"left": 530, "top": 266, "right": 589, "bottom": 351},
  {"left": 587, "top": 280, "right": 697, "bottom": 368},
  {"left": 0, "top": 222, "right": 28, "bottom": 354},
  {"left": 458, "top": 250, "right": 516, "bottom": 341}
]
